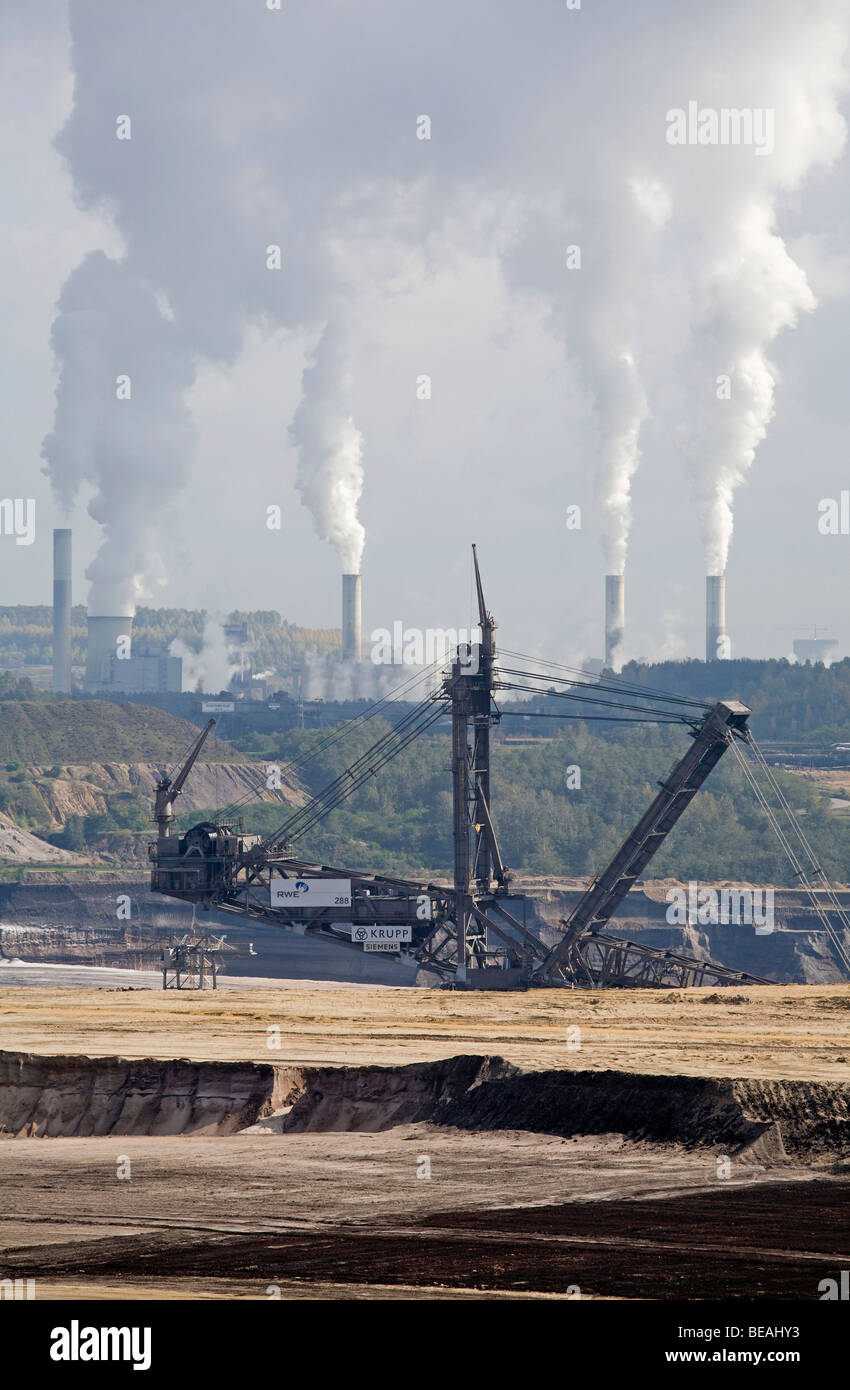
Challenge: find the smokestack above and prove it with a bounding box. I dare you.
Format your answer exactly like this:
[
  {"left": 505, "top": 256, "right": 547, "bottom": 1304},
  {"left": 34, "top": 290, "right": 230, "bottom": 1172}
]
[
  {"left": 706, "top": 574, "right": 727, "bottom": 662},
  {"left": 52, "top": 529, "right": 72, "bottom": 694},
  {"left": 604, "top": 574, "right": 625, "bottom": 669},
  {"left": 341, "top": 574, "right": 362, "bottom": 662},
  {"left": 85, "top": 614, "right": 134, "bottom": 691}
]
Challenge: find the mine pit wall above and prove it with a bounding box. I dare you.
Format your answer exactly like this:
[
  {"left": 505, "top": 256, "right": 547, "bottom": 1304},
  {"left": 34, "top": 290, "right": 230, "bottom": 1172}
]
[
  {"left": 280, "top": 1058, "right": 850, "bottom": 1161},
  {"left": 1, "top": 879, "right": 848, "bottom": 984},
  {"left": 0, "top": 1051, "right": 313, "bottom": 1139},
  {"left": 523, "top": 885, "right": 850, "bottom": 984},
  {"left": 2, "top": 1051, "right": 849, "bottom": 1162}
]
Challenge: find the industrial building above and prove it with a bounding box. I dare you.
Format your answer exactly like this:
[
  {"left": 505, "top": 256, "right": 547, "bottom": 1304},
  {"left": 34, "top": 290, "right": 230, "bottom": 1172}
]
[
  {"left": 94, "top": 652, "right": 183, "bottom": 694},
  {"left": 82, "top": 611, "right": 181, "bottom": 694}
]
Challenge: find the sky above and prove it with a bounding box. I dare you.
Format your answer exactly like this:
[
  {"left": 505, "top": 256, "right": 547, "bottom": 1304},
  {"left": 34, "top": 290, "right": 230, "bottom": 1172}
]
[{"left": 2, "top": 0, "right": 850, "bottom": 666}]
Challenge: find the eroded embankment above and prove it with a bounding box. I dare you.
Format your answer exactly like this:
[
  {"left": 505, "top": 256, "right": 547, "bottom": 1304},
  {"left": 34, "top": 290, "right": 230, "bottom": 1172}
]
[
  {"left": 282, "top": 1057, "right": 850, "bottom": 1161},
  {"left": 0, "top": 1051, "right": 311, "bottom": 1138},
  {"left": 2, "top": 1050, "right": 849, "bottom": 1158}
]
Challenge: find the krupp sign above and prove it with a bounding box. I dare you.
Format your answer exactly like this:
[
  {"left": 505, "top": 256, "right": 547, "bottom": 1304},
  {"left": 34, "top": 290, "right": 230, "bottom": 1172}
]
[{"left": 351, "top": 925, "right": 412, "bottom": 944}]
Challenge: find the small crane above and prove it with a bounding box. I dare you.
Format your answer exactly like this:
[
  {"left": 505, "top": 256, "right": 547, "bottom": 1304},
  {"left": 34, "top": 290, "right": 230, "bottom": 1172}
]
[{"left": 153, "top": 719, "right": 216, "bottom": 842}]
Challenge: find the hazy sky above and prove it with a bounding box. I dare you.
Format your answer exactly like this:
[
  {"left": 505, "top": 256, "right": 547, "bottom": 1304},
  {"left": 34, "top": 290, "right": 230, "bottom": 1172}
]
[{"left": 3, "top": 0, "right": 850, "bottom": 666}]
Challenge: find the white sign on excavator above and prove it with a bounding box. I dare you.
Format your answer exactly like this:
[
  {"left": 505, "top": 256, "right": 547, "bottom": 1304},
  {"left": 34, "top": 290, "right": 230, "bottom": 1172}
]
[
  {"left": 270, "top": 876, "right": 352, "bottom": 908},
  {"left": 350, "top": 925, "right": 412, "bottom": 944}
]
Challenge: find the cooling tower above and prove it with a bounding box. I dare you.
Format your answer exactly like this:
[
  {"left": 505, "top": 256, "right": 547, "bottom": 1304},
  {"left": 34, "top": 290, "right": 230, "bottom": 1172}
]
[
  {"left": 706, "top": 574, "right": 727, "bottom": 662},
  {"left": 604, "top": 574, "right": 625, "bottom": 669},
  {"left": 341, "top": 573, "right": 362, "bottom": 662},
  {"left": 52, "top": 529, "right": 72, "bottom": 694},
  {"left": 85, "top": 614, "right": 134, "bottom": 691}
]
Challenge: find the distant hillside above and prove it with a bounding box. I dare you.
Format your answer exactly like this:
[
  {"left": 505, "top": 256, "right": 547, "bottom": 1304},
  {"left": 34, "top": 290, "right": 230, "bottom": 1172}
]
[
  {"left": 0, "top": 701, "right": 235, "bottom": 764},
  {"left": 618, "top": 658, "right": 850, "bottom": 742}
]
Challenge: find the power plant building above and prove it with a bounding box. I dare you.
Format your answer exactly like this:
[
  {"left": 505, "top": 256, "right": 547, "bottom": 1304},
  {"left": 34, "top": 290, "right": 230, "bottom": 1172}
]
[
  {"left": 84, "top": 615, "right": 134, "bottom": 692},
  {"left": 84, "top": 613, "right": 181, "bottom": 693},
  {"left": 793, "top": 636, "right": 838, "bottom": 665},
  {"left": 100, "top": 653, "right": 183, "bottom": 694}
]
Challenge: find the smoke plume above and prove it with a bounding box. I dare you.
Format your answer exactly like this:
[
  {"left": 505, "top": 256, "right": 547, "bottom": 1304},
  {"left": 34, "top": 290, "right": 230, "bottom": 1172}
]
[
  {"left": 171, "top": 616, "right": 237, "bottom": 695},
  {"left": 290, "top": 320, "right": 365, "bottom": 574},
  {"left": 668, "top": 4, "right": 849, "bottom": 573},
  {"left": 41, "top": 252, "right": 195, "bottom": 614},
  {"left": 39, "top": 0, "right": 850, "bottom": 618}
]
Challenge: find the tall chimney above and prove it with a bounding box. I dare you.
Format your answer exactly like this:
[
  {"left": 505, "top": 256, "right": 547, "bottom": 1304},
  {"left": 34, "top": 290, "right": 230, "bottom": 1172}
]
[
  {"left": 52, "top": 528, "right": 72, "bottom": 694},
  {"left": 85, "top": 614, "right": 134, "bottom": 692},
  {"left": 706, "top": 574, "right": 727, "bottom": 661},
  {"left": 341, "top": 573, "right": 362, "bottom": 662},
  {"left": 604, "top": 574, "right": 625, "bottom": 669}
]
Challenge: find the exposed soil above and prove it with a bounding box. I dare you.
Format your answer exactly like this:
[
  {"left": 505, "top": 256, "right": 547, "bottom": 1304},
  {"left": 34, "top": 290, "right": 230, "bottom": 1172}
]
[
  {"left": 3, "top": 1050, "right": 849, "bottom": 1161},
  {"left": 0, "top": 1050, "right": 311, "bottom": 1137},
  {"left": 3, "top": 1166, "right": 847, "bottom": 1300},
  {"left": 1, "top": 761, "right": 303, "bottom": 837}
]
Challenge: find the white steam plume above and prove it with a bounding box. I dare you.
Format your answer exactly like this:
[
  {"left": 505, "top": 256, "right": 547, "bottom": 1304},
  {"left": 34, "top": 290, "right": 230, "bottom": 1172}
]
[
  {"left": 585, "top": 177, "right": 670, "bottom": 576},
  {"left": 41, "top": 252, "right": 195, "bottom": 614},
  {"left": 290, "top": 320, "right": 365, "bottom": 574},
  {"left": 588, "top": 346, "right": 649, "bottom": 576},
  {"left": 677, "top": 214, "right": 819, "bottom": 576},
  {"left": 171, "top": 616, "right": 237, "bottom": 695},
  {"left": 669, "top": 4, "right": 849, "bottom": 574},
  {"left": 502, "top": 162, "right": 670, "bottom": 577},
  {"left": 38, "top": 0, "right": 850, "bottom": 614},
  {"left": 43, "top": 2, "right": 384, "bottom": 607}
]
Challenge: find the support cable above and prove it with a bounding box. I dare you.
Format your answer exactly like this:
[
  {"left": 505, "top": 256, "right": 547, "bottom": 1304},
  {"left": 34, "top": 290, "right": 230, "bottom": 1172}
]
[
  {"left": 498, "top": 649, "right": 712, "bottom": 710},
  {"left": 213, "top": 654, "right": 448, "bottom": 822},
  {"left": 730, "top": 737, "right": 850, "bottom": 976}
]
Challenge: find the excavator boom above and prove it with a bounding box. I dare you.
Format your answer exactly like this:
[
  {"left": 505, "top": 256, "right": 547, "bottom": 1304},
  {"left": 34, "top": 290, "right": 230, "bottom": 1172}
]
[{"left": 536, "top": 699, "right": 755, "bottom": 983}]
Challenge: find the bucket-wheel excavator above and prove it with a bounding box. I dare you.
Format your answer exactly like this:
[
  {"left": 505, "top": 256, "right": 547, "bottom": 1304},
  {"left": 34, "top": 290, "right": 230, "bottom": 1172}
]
[{"left": 150, "top": 550, "right": 850, "bottom": 988}]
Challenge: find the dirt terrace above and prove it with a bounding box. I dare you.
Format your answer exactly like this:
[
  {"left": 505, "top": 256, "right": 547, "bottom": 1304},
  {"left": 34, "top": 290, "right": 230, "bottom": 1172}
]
[{"left": 1, "top": 982, "right": 849, "bottom": 1081}]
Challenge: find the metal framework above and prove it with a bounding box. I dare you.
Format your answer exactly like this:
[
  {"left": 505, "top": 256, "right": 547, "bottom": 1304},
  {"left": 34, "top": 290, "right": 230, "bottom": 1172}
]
[
  {"left": 160, "top": 931, "right": 235, "bottom": 990},
  {"left": 535, "top": 700, "right": 759, "bottom": 985},
  {"left": 545, "top": 928, "right": 766, "bottom": 990}
]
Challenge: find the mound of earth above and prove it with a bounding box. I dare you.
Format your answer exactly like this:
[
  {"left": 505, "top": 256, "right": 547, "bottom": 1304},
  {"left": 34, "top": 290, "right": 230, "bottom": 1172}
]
[{"left": 0, "top": 813, "right": 87, "bottom": 864}]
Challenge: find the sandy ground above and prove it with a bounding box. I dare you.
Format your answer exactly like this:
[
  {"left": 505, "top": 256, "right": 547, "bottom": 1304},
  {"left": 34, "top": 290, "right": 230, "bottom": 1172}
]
[
  {"left": 0, "top": 962, "right": 380, "bottom": 992},
  {"left": 0, "top": 1126, "right": 829, "bottom": 1301},
  {"left": 1, "top": 981, "right": 849, "bottom": 1080},
  {"left": 19, "top": 1279, "right": 581, "bottom": 1300},
  {"left": 791, "top": 768, "right": 850, "bottom": 796},
  {"left": 0, "top": 1126, "right": 789, "bottom": 1250}
]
